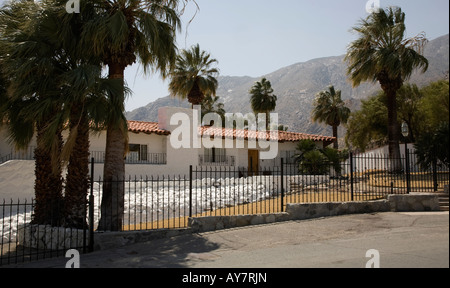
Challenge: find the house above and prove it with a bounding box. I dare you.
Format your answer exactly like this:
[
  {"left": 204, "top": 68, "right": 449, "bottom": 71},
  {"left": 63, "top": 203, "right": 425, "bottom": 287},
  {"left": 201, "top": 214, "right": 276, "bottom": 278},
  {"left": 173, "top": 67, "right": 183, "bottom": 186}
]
[
  {"left": 90, "top": 107, "right": 335, "bottom": 178},
  {"left": 0, "top": 107, "right": 336, "bottom": 179}
]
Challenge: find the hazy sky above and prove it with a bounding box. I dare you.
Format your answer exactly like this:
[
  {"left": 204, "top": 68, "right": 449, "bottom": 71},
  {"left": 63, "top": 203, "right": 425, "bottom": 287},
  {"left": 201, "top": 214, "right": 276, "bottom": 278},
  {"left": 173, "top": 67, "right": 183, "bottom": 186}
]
[{"left": 1, "top": 0, "right": 449, "bottom": 111}]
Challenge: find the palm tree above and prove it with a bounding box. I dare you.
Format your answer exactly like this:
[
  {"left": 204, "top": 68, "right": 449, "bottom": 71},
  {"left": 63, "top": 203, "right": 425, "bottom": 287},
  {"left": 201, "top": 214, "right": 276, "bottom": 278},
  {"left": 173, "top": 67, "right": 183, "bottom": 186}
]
[
  {"left": 345, "top": 6, "right": 428, "bottom": 172},
  {"left": 200, "top": 94, "right": 225, "bottom": 121},
  {"left": 277, "top": 125, "right": 288, "bottom": 131},
  {"left": 50, "top": 1, "right": 125, "bottom": 229},
  {"left": 249, "top": 78, "right": 277, "bottom": 130},
  {"left": 0, "top": 0, "right": 65, "bottom": 225},
  {"left": 312, "top": 85, "right": 350, "bottom": 149},
  {"left": 79, "top": 0, "right": 186, "bottom": 231},
  {"left": 1, "top": 1, "right": 120, "bottom": 228},
  {"left": 292, "top": 140, "right": 327, "bottom": 175},
  {"left": 2, "top": 0, "right": 190, "bottom": 230},
  {"left": 293, "top": 139, "right": 347, "bottom": 175},
  {"left": 169, "top": 44, "right": 219, "bottom": 107}
]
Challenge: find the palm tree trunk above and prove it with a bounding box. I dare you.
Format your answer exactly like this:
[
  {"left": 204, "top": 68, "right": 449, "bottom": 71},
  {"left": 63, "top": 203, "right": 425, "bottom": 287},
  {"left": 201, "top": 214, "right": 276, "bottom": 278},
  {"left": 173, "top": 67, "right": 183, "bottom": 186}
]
[
  {"left": 64, "top": 105, "right": 90, "bottom": 229},
  {"left": 98, "top": 62, "right": 127, "bottom": 231},
  {"left": 379, "top": 72, "right": 403, "bottom": 173},
  {"left": 332, "top": 125, "right": 338, "bottom": 149},
  {"left": 386, "top": 88, "right": 402, "bottom": 173},
  {"left": 33, "top": 121, "right": 64, "bottom": 226},
  {"left": 98, "top": 126, "right": 126, "bottom": 231}
]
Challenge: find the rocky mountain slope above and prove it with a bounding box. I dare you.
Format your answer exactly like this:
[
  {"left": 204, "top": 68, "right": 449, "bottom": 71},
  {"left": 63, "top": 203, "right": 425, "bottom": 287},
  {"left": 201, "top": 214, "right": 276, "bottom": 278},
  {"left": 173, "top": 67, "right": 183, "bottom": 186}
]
[{"left": 126, "top": 34, "right": 449, "bottom": 137}]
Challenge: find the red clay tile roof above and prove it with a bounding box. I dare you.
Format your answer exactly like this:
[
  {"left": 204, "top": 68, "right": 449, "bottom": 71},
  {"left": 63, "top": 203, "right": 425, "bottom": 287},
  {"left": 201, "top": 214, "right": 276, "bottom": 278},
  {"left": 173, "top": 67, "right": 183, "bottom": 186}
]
[
  {"left": 199, "top": 126, "right": 336, "bottom": 146},
  {"left": 126, "top": 121, "right": 335, "bottom": 146},
  {"left": 127, "top": 121, "right": 171, "bottom": 136},
  {"left": 277, "top": 130, "right": 336, "bottom": 145}
]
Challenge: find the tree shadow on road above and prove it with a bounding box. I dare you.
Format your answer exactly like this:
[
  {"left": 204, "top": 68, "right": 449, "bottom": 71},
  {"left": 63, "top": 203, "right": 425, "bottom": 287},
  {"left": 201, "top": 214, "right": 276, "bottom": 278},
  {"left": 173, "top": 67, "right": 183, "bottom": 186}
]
[{"left": 85, "top": 233, "right": 222, "bottom": 268}]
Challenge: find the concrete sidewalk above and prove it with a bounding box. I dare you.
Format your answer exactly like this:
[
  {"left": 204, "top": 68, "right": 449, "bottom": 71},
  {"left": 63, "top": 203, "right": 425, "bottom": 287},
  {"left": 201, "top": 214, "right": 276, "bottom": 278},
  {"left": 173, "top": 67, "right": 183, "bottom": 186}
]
[{"left": 4, "top": 211, "right": 449, "bottom": 268}]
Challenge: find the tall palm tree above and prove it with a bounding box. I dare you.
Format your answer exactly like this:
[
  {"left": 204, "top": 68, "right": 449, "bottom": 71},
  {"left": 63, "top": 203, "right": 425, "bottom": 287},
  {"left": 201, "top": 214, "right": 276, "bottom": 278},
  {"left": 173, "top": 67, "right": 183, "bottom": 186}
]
[
  {"left": 249, "top": 78, "right": 277, "bottom": 130},
  {"left": 50, "top": 1, "right": 126, "bottom": 229},
  {"left": 1, "top": 0, "right": 120, "bottom": 228},
  {"left": 312, "top": 85, "right": 350, "bottom": 149},
  {"left": 79, "top": 0, "right": 186, "bottom": 231},
  {"left": 0, "top": 0, "right": 65, "bottom": 225},
  {"left": 345, "top": 6, "right": 428, "bottom": 172},
  {"left": 2, "top": 0, "right": 191, "bottom": 231},
  {"left": 169, "top": 44, "right": 219, "bottom": 107}
]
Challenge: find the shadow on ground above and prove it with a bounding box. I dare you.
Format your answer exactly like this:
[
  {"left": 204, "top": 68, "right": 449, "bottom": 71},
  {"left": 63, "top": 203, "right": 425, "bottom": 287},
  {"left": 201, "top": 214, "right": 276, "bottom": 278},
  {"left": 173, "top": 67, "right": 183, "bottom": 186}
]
[{"left": 64, "top": 232, "right": 221, "bottom": 268}]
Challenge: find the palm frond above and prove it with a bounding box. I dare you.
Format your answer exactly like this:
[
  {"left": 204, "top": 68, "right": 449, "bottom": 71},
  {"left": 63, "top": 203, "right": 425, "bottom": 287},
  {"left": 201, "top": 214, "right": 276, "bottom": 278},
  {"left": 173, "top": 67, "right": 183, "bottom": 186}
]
[
  {"left": 169, "top": 43, "right": 219, "bottom": 103},
  {"left": 250, "top": 78, "right": 277, "bottom": 113},
  {"left": 346, "top": 6, "right": 429, "bottom": 87}
]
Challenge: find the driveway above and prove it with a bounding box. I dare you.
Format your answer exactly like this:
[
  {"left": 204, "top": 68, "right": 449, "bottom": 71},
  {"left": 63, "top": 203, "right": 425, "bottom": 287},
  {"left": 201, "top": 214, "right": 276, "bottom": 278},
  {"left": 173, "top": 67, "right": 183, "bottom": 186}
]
[{"left": 6, "top": 211, "right": 449, "bottom": 268}]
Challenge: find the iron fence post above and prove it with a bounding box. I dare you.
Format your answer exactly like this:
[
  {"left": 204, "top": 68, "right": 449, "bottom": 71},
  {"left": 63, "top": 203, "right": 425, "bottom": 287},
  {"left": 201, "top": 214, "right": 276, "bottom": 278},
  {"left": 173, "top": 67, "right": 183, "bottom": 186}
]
[
  {"left": 350, "top": 152, "right": 354, "bottom": 201},
  {"left": 83, "top": 197, "right": 87, "bottom": 254},
  {"left": 433, "top": 160, "right": 438, "bottom": 192},
  {"left": 281, "top": 158, "right": 284, "bottom": 212},
  {"left": 88, "top": 157, "right": 95, "bottom": 253},
  {"left": 189, "top": 165, "right": 193, "bottom": 218},
  {"left": 405, "top": 149, "right": 411, "bottom": 194}
]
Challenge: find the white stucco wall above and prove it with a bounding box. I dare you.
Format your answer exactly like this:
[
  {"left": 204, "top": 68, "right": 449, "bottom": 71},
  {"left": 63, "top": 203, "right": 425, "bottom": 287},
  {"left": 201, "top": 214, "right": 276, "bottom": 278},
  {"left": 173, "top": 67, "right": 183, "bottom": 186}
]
[
  {"left": 344, "top": 144, "right": 416, "bottom": 173},
  {"left": 0, "top": 129, "right": 36, "bottom": 160}
]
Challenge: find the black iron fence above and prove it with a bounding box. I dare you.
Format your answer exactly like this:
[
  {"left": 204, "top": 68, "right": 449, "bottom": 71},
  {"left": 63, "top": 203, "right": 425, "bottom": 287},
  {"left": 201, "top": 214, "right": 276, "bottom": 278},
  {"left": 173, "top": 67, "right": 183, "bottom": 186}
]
[
  {"left": 0, "top": 198, "right": 91, "bottom": 266},
  {"left": 93, "top": 151, "right": 449, "bottom": 232},
  {"left": 1, "top": 151, "right": 448, "bottom": 266},
  {"left": 92, "top": 175, "right": 190, "bottom": 232},
  {"left": 346, "top": 151, "right": 449, "bottom": 194}
]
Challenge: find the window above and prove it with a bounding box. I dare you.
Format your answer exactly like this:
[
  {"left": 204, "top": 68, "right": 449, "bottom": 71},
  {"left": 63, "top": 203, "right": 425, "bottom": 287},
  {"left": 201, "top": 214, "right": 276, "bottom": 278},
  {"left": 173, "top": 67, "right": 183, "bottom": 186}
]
[
  {"left": 128, "top": 144, "right": 148, "bottom": 162},
  {"left": 204, "top": 148, "right": 226, "bottom": 163}
]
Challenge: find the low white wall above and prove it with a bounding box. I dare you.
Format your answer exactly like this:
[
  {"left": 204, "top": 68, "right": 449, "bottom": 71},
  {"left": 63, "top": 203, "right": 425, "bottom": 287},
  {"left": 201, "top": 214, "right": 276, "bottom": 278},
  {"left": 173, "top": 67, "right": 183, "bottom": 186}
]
[{"left": 17, "top": 224, "right": 85, "bottom": 251}]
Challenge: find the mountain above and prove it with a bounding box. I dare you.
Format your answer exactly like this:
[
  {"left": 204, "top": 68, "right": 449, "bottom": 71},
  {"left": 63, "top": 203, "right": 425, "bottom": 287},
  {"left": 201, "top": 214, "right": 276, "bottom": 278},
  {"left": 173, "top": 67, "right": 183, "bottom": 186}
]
[{"left": 126, "top": 34, "right": 449, "bottom": 137}]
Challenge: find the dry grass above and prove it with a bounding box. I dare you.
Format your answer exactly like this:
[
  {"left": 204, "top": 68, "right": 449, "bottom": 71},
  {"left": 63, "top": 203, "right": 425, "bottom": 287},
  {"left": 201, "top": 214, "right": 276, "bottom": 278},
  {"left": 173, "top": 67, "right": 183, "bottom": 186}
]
[
  {"left": 365, "top": 172, "right": 448, "bottom": 189},
  {"left": 123, "top": 217, "right": 190, "bottom": 231}
]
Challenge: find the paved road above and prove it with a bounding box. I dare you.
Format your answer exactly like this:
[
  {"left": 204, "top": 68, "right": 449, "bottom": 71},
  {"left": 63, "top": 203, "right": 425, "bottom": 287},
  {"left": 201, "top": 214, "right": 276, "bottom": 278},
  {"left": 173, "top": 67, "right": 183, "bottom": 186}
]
[{"left": 6, "top": 212, "right": 449, "bottom": 268}]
